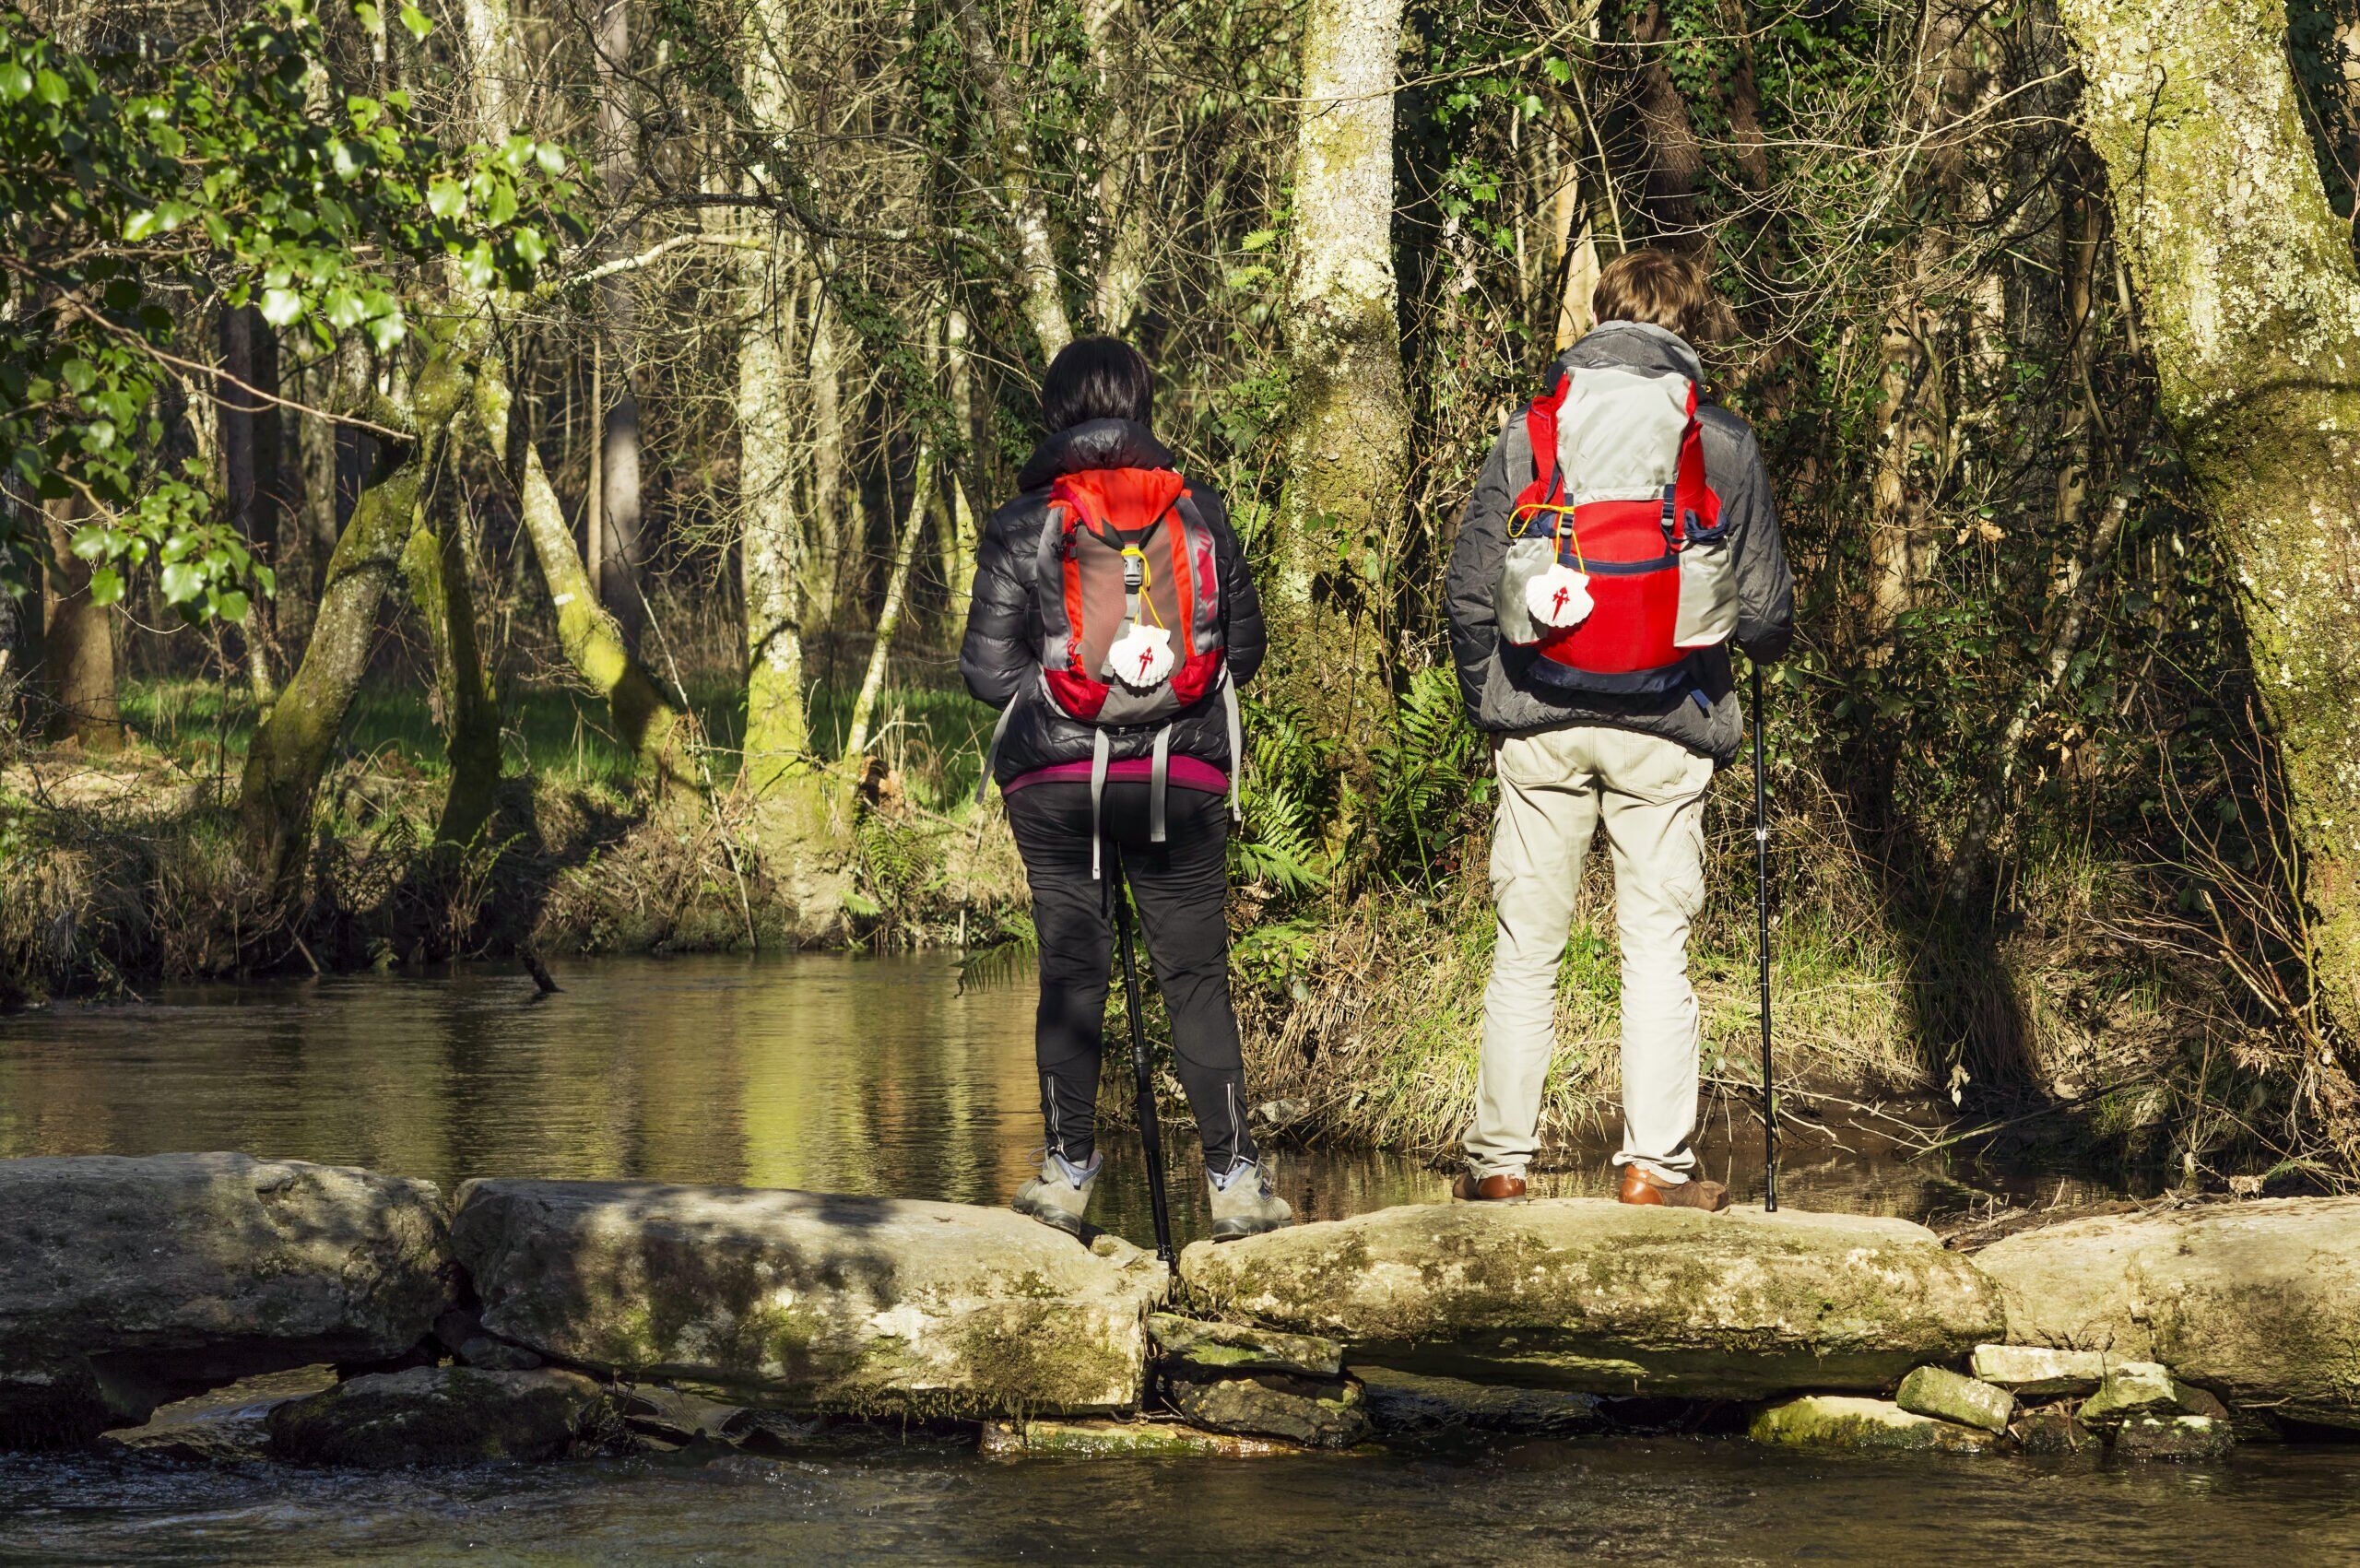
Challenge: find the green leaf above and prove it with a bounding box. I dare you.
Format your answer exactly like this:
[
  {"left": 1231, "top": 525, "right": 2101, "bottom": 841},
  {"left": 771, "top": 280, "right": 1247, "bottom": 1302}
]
[
  {"left": 215, "top": 588, "right": 250, "bottom": 623},
  {"left": 88, "top": 566, "right": 123, "bottom": 605},
  {"left": 426, "top": 176, "right": 466, "bottom": 218},
  {"left": 398, "top": 4, "right": 433, "bottom": 41},
  {"left": 124, "top": 208, "right": 161, "bottom": 242},
  {"left": 259, "top": 288, "right": 302, "bottom": 326},
  {"left": 159, "top": 560, "right": 199, "bottom": 604},
  {"left": 0, "top": 64, "right": 30, "bottom": 100}
]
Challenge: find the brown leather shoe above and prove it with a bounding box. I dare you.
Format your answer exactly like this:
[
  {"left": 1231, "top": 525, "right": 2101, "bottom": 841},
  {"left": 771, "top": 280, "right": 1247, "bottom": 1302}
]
[
  {"left": 1618, "top": 1164, "right": 1730, "bottom": 1211},
  {"left": 1451, "top": 1172, "right": 1528, "bottom": 1202}
]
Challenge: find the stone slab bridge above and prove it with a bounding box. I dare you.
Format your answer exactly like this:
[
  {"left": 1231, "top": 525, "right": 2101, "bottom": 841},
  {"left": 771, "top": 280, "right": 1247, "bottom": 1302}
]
[{"left": 2, "top": 1153, "right": 2354, "bottom": 1462}]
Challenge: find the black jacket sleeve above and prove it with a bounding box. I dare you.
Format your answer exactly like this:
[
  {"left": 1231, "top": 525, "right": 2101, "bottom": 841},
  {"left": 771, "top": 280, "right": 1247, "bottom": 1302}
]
[
  {"left": 1192, "top": 485, "right": 1266, "bottom": 689},
  {"left": 1443, "top": 409, "right": 1529, "bottom": 716},
  {"left": 1717, "top": 421, "right": 1795, "bottom": 665},
  {"left": 959, "top": 495, "right": 1041, "bottom": 709}
]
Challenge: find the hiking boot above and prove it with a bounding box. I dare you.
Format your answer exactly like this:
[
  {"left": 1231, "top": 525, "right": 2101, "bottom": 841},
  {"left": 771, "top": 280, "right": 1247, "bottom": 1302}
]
[
  {"left": 1451, "top": 1171, "right": 1528, "bottom": 1202},
  {"left": 1618, "top": 1164, "right": 1729, "bottom": 1211},
  {"left": 1208, "top": 1159, "right": 1292, "bottom": 1241},
  {"left": 1012, "top": 1150, "right": 1101, "bottom": 1237}
]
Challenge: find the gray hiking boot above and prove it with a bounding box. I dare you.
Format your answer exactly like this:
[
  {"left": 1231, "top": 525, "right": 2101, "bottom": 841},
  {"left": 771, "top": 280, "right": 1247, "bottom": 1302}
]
[
  {"left": 1012, "top": 1150, "right": 1101, "bottom": 1237},
  {"left": 1208, "top": 1158, "right": 1292, "bottom": 1241}
]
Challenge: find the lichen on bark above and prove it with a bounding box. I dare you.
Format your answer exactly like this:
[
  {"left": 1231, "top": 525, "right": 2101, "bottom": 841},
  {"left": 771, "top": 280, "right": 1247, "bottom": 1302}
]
[
  {"left": 1273, "top": 0, "right": 1411, "bottom": 761},
  {"left": 2059, "top": 0, "right": 2360, "bottom": 1045}
]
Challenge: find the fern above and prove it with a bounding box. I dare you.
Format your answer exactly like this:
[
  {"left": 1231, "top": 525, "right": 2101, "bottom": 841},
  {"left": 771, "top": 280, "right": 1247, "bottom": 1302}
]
[{"left": 1370, "top": 665, "right": 1490, "bottom": 888}]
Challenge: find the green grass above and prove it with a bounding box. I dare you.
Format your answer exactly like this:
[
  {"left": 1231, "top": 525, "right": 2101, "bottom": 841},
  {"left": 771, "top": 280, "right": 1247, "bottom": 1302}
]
[{"left": 119, "top": 674, "right": 997, "bottom": 810}]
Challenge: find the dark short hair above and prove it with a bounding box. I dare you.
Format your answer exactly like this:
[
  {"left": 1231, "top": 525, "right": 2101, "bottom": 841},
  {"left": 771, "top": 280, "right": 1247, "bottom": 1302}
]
[
  {"left": 1593, "top": 249, "right": 1732, "bottom": 346},
  {"left": 1042, "top": 336, "right": 1154, "bottom": 431}
]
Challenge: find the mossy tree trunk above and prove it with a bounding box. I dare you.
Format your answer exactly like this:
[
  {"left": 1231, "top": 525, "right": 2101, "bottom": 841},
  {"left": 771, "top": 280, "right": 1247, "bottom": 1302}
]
[
  {"left": 240, "top": 328, "right": 478, "bottom": 890},
  {"left": 2059, "top": 0, "right": 2360, "bottom": 1041},
  {"left": 1275, "top": 0, "right": 1410, "bottom": 765},
  {"left": 470, "top": 366, "right": 701, "bottom": 796},
  {"left": 399, "top": 477, "right": 503, "bottom": 850}
]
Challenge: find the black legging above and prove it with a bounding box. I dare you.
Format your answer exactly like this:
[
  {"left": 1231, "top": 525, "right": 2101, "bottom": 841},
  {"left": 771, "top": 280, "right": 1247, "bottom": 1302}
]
[{"left": 1005, "top": 779, "right": 1257, "bottom": 1173}]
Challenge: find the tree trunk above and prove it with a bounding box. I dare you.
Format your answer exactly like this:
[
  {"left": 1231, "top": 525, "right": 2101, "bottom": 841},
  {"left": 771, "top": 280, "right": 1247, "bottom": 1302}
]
[
  {"left": 738, "top": 184, "right": 816, "bottom": 795},
  {"left": 1084, "top": 0, "right": 1151, "bottom": 331},
  {"left": 951, "top": 0, "right": 1075, "bottom": 357},
  {"left": 471, "top": 364, "right": 700, "bottom": 796},
  {"left": 806, "top": 281, "right": 849, "bottom": 641},
  {"left": 40, "top": 495, "right": 122, "bottom": 752},
  {"left": 595, "top": 0, "right": 645, "bottom": 651},
  {"left": 938, "top": 306, "right": 978, "bottom": 603},
  {"left": 218, "top": 304, "right": 283, "bottom": 706},
  {"left": 241, "top": 328, "right": 480, "bottom": 890},
  {"left": 400, "top": 481, "right": 504, "bottom": 849},
  {"left": 2059, "top": 0, "right": 2360, "bottom": 1039},
  {"left": 844, "top": 441, "right": 933, "bottom": 761},
  {"left": 1625, "top": 0, "right": 1704, "bottom": 247},
  {"left": 1276, "top": 0, "right": 1410, "bottom": 760}
]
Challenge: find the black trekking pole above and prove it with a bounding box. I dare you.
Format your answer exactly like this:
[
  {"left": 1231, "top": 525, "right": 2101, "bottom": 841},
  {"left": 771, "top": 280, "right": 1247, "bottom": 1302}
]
[
  {"left": 1111, "top": 850, "right": 1178, "bottom": 1267},
  {"left": 1752, "top": 660, "right": 1780, "bottom": 1212}
]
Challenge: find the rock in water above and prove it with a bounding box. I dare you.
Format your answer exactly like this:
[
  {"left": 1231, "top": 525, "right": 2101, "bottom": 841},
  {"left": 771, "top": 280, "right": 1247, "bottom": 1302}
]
[
  {"left": 266, "top": 1367, "right": 611, "bottom": 1466},
  {"left": 981, "top": 1419, "right": 1304, "bottom": 1457},
  {"left": 1148, "top": 1314, "right": 1342, "bottom": 1378},
  {"left": 1162, "top": 1372, "right": 1370, "bottom": 1449},
  {"left": 0, "top": 1154, "right": 453, "bottom": 1446},
  {"left": 1749, "top": 1396, "right": 2000, "bottom": 1454},
  {"left": 1355, "top": 1367, "right": 1605, "bottom": 1439},
  {"left": 1895, "top": 1365, "right": 2015, "bottom": 1434},
  {"left": 2010, "top": 1406, "right": 2096, "bottom": 1456},
  {"left": 1179, "top": 1199, "right": 2001, "bottom": 1398},
  {"left": 2076, "top": 1362, "right": 2208, "bottom": 1430},
  {"left": 2110, "top": 1414, "right": 2235, "bottom": 1461},
  {"left": 451, "top": 1180, "right": 1168, "bottom": 1417},
  {"left": 1973, "top": 1197, "right": 2360, "bottom": 1430},
  {"left": 1970, "top": 1344, "right": 2109, "bottom": 1399}
]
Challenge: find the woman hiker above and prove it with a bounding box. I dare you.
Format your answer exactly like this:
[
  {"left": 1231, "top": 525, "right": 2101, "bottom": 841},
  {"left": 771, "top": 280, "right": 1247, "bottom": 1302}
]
[{"left": 961, "top": 336, "right": 1292, "bottom": 1244}]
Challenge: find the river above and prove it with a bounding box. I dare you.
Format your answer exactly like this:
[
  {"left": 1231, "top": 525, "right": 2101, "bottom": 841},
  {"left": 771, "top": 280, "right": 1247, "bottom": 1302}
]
[{"left": 1, "top": 954, "right": 2354, "bottom": 1563}]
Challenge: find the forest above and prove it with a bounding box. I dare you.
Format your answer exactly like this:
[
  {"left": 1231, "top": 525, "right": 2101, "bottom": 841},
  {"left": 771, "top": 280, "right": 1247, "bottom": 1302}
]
[{"left": 6, "top": 0, "right": 2360, "bottom": 1190}]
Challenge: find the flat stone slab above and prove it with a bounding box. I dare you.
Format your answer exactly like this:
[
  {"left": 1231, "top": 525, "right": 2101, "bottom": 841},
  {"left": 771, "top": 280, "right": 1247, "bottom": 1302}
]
[
  {"left": 266, "top": 1367, "right": 610, "bottom": 1466},
  {"left": 1970, "top": 1343, "right": 2108, "bottom": 1398},
  {"left": 452, "top": 1180, "right": 1168, "bottom": 1418},
  {"left": 1356, "top": 1367, "right": 1604, "bottom": 1438},
  {"left": 1974, "top": 1197, "right": 2360, "bottom": 1428},
  {"left": 981, "top": 1419, "right": 1304, "bottom": 1457},
  {"left": 0, "top": 1153, "right": 453, "bottom": 1445},
  {"left": 1180, "top": 1199, "right": 2001, "bottom": 1398},
  {"left": 1895, "top": 1365, "right": 2014, "bottom": 1433},
  {"left": 1750, "top": 1396, "right": 2000, "bottom": 1454},
  {"left": 1149, "top": 1314, "right": 1341, "bottom": 1378},
  {"left": 1162, "top": 1371, "right": 1370, "bottom": 1449}
]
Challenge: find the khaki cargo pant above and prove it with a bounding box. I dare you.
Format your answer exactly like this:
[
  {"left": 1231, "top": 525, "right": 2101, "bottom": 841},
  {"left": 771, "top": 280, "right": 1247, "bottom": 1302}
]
[{"left": 1466, "top": 724, "right": 1715, "bottom": 1184}]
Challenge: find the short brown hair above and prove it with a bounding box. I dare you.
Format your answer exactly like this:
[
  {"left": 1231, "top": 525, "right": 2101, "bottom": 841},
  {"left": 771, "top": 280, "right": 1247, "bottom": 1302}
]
[{"left": 1592, "top": 249, "right": 1729, "bottom": 345}]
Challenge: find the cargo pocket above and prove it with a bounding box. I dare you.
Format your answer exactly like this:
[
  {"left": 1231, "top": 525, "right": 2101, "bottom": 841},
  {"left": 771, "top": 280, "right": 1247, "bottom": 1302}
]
[
  {"left": 1495, "top": 536, "right": 1561, "bottom": 647},
  {"left": 1671, "top": 511, "right": 1737, "bottom": 649}
]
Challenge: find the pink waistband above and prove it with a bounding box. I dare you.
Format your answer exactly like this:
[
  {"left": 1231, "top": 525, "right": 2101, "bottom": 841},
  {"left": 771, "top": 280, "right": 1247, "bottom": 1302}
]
[{"left": 1001, "top": 755, "right": 1231, "bottom": 796}]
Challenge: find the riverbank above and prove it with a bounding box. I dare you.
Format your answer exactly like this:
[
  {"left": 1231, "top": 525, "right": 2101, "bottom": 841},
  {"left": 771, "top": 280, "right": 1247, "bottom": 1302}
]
[{"left": 0, "top": 677, "right": 2327, "bottom": 1193}]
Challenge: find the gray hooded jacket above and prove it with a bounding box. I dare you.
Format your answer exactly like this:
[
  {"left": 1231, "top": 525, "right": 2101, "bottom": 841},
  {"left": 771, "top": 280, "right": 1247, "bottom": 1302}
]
[{"left": 1443, "top": 321, "right": 1795, "bottom": 765}]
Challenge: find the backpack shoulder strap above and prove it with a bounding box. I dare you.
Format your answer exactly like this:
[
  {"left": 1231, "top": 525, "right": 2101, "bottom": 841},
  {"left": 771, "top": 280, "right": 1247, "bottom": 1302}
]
[{"left": 1526, "top": 372, "right": 1570, "bottom": 486}]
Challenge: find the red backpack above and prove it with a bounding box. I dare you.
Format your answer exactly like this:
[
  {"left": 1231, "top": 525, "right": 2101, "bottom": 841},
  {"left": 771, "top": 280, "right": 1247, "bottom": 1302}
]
[
  {"left": 1496, "top": 364, "right": 1737, "bottom": 692},
  {"left": 979, "top": 466, "right": 1241, "bottom": 874}
]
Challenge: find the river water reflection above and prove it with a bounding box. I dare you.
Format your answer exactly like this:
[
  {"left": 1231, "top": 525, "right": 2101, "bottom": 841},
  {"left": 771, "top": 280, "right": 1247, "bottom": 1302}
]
[{"left": 1, "top": 953, "right": 2354, "bottom": 1565}]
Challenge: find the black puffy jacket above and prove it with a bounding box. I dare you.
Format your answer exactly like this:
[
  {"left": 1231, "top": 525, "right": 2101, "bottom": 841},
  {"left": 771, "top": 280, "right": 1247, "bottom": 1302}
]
[{"left": 961, "top": 419, "right": 1266, "bottom": 784}]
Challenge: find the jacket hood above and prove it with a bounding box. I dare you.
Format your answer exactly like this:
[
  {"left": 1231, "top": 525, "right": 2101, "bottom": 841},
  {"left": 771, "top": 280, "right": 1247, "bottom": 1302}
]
[
  {"left": 1017, "top": 418, "right": 1175, "bottom": 490},
  {"left": 1554, "top": 321, "right": 1706, "bottom": 387}
]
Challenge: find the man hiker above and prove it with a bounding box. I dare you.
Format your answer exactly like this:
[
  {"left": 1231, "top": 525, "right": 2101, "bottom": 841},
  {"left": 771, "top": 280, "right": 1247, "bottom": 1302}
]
[
  {"left": 1443, "top": 249, "right": 1795, "bottom": 1210},
  {"left": 962, "top": 336, "right": 1292, "bottom": 1244}
]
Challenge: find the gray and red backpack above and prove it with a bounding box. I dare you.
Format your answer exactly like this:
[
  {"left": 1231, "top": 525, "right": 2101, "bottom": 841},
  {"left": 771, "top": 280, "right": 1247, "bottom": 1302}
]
[
  {"left": 1495, "top": 360, "right": 1740, "bottom": 693},
  {"left": 979, "top": 465, "right": 1242, "bottom": 876}
]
